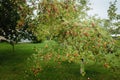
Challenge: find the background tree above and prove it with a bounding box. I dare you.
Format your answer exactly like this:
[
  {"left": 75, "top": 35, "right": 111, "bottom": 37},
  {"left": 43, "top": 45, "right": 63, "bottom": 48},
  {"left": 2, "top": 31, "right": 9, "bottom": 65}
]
[
  {"left": 0, "top": 0, "right": 37, "bottom": 41},
  {"left": 105, "top": 0, "right": 120, "bottom": 34},
  {"left": 0, "top": 0, "right": 21, "bottom": 51},
  {"left": 0, "top": 0, "right": 19, "bottom": 42},
  {"left": 0, "top": 0, "right": 37, "bottom": 51}
]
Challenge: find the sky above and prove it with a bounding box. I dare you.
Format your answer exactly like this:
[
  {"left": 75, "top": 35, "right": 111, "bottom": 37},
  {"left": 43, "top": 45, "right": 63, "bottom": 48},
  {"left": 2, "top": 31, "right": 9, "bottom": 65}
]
[{"left": 88, "top": 0, "right": 120, "bottom": 19}]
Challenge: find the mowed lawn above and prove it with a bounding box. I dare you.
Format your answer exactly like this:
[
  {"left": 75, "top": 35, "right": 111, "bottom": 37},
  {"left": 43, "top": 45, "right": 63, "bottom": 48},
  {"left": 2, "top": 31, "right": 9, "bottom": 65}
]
[
  {"left": 0, "top": 41, "right": 120, "bottom": 80},
  {"left": 0, "top": 42, "right": 41, "bottom": 80}
]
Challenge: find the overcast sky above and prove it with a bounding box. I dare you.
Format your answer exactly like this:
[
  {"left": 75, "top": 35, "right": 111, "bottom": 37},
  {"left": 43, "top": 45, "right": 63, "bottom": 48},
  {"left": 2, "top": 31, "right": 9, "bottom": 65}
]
[{"left": 88, "top": 0, "right": 120, "bottom": 19}]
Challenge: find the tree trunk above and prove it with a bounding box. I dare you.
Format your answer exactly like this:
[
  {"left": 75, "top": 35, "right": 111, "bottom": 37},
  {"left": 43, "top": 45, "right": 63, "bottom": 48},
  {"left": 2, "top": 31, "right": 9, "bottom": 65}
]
[{"left": 80, "top": 59, "right": 86, "bottom": 76}]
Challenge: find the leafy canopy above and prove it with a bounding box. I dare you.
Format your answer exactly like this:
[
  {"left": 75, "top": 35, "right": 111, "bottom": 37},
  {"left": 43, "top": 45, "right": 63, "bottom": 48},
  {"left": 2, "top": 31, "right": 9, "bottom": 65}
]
[{"left": 25, "top": 0, "right": 117, "bottom": 78}]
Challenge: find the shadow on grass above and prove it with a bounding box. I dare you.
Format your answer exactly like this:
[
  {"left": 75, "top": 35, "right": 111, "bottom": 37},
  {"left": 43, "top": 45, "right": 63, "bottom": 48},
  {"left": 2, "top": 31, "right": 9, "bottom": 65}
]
[{"left": 26, "top": 61, "right": 115, "bottom": 80}]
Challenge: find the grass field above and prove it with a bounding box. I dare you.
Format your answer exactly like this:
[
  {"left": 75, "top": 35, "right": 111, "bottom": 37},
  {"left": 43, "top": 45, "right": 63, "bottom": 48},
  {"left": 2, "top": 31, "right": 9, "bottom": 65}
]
[
  {"left": 0, "top": 41, "right": 120, "bottom": 80},
  {"left": 0, "top": 43, "right": 41, "bottom": 80}
]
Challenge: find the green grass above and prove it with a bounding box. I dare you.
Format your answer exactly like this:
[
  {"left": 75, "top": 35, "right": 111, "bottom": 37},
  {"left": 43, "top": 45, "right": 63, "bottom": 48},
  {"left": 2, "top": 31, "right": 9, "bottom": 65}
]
[
  {"left": 30, "top": 62, "right": 113, "bottom": 80},
  {"left": 0, "top": 42, "right": 41, "bottom": 80},
  {"left": 0, "top": 41, "right": 120, "bottom": 80}
]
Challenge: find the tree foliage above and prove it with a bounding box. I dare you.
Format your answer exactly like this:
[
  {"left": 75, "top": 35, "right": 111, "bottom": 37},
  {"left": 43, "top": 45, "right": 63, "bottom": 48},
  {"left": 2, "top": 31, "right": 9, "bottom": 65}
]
[
  {"left": 25, "top": 0, "right": 117, "bottom": 78},
  {"left": 0, "top": 0, "right": 20, "bottom": 42},
  {"left": 106, "top": 0, "right": 120, "bottom": 34},
  {"left": 0, "top": 0, "right": 37, "bottom": 44},
  {"left": 28, "top": 0, "right": 90, "bottom": 41}
]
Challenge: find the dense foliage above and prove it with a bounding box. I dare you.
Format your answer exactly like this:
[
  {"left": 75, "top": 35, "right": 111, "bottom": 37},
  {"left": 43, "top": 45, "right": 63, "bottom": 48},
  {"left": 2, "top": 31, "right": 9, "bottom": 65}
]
[
  {"left": 25, "top": 0, "right": 118, "bottom": 79},
  {"left": 0, "top": 0, "right": 36, "bottom": 43},
  {"left": 0, "top": 0, "right": 19, "bottom": 42}
]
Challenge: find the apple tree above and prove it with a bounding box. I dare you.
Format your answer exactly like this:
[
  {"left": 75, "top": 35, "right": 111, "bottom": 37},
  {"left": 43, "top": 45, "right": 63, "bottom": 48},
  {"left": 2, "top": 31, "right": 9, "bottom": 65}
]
[{"left": 25, "top": 0, "right": 117, "bottom": 79}]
